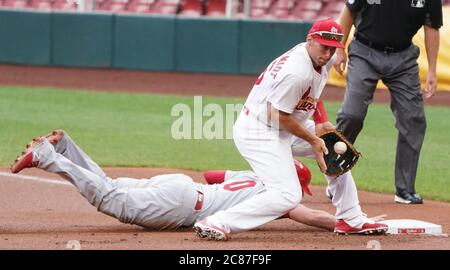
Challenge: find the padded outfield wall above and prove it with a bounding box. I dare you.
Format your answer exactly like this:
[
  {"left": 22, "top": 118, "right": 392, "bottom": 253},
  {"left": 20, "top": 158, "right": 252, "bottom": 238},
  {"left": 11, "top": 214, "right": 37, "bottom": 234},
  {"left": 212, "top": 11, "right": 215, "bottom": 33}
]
[{"left": 0, "top": 9, "right": 312, "bottom": 75}]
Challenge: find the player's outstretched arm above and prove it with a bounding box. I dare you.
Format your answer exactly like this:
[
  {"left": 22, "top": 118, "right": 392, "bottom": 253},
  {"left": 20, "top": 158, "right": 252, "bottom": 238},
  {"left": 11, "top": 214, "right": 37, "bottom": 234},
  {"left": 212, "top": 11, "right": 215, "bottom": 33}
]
[
  {"left": 288, "top": 205, "right": 335, "bottom": 231},
  {"left": 287, "top": 205, "right": 387, "bottom": 231}
]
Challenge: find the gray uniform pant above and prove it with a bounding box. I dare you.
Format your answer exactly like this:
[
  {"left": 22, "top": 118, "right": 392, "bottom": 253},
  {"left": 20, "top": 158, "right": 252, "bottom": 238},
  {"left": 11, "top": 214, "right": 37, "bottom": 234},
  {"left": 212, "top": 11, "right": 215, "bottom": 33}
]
[
  {"left": 35, "top": 134, "right": 200, "bottom": 229},
  {"left": 336, "top": 39, "right": 426, "bottom": 194}
]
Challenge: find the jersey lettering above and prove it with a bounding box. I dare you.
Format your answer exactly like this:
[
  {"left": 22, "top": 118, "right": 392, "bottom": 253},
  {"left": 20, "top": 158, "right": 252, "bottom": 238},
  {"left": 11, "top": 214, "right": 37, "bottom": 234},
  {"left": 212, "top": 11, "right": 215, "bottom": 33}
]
[
  {"left": 255, "top": 60, "right": 277, "bottom": 85},
  {"left": 295, "top": 87, "right": 319, "bottom": 112},
  {"left": 270, "top": 55, "right": 290, "bottom": 80}
]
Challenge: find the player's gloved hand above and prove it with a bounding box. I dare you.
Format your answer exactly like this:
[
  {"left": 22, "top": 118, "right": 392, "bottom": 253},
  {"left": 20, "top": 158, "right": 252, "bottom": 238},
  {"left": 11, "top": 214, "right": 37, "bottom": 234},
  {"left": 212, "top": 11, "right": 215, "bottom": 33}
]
[
  {"left": 319, "top": 130, "right": 360, "bottom": 177},
  {"left": 315, "top": 121, "right": 335, "bottom": 136}
]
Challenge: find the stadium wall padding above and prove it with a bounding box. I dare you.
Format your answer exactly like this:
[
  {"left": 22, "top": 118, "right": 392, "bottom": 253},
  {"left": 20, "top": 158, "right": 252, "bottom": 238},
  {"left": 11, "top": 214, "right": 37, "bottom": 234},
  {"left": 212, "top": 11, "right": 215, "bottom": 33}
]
[
  {"left": 0, "top": 10, "right": 312, "bottom": 75},
  {"left": 175, "top": 17, "right": 240, "bottom": 73},
  {"left": 113, "top": 15, "right": 176, "bottom": 71},
  {"left": 238, "top": 19, "right": 310, "bottom": 74},
  {"left": 51, "top": 12, "right": 113, "bottom": 68},
  {"left": 0, "top": 10, "right": 51, "bottom": 65}
]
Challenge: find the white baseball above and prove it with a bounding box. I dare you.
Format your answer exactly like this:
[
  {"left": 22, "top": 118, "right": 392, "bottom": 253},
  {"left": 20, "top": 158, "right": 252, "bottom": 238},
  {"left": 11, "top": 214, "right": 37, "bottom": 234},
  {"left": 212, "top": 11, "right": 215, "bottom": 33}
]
[{"left": 334, "top": 141, "right": 347, "bottom": 155}]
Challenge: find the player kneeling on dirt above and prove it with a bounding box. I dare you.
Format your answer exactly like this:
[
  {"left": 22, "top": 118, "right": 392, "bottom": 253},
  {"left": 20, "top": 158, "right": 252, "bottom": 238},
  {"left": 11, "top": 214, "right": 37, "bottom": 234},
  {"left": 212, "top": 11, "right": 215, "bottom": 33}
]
[{"left": 10, "top": 130, "right": 386, "bottom": 236}]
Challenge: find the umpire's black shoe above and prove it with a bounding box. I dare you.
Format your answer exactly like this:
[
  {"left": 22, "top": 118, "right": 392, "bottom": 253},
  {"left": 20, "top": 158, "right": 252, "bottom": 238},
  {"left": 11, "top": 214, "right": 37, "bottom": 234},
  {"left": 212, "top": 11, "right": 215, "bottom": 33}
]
[
  {"left": 411, "top": 193, "right": 423, "bottom": 203},
  {"left": 394, "top": 191, "right": 423, "bottom": 204}
]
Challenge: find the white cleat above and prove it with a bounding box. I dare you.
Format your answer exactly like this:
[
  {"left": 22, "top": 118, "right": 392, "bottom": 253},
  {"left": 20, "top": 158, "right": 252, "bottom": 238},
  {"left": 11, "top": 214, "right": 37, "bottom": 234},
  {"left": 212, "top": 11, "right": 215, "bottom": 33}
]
[{"left": 194, "top": 219, "right": 229, "bottom": 241}]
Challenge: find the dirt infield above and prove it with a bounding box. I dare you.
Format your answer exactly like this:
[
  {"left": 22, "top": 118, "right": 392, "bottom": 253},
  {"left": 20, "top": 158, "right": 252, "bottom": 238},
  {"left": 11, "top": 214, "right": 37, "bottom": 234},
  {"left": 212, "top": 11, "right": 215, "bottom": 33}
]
[
  {"left": 1, "top": 64, "right": 450, "bottom": 106},
  {"left": 1, "top": 64, "right": 450, "bottom": 250},
  {"left": 1, "top": 167, "right": 450, "bottom": 250}
]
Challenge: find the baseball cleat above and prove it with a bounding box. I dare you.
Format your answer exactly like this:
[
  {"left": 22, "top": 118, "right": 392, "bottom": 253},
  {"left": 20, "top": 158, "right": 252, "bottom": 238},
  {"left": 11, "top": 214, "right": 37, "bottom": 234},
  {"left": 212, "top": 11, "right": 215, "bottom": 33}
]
[
  {"left": 334, "top": 219, "right": 388, "bottom": 235},
  {"left": 194, "top": 218, "right": 229, "bottom": 241},
  {"left": 394, "top": 191, "right": 423, "bottom": 204},
  {"left": 27, "top": 129, "right": 65, "bottom": 148},
  {"left": 10, "top": 139, "right": 45, "bottom": 174}
]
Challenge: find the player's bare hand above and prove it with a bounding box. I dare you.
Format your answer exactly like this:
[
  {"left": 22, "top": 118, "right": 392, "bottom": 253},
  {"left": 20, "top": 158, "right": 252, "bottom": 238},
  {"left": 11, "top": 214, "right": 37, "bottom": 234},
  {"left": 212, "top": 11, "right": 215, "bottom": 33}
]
[
  {"left": 311, "top": 137, "right": 328, "bottom": 173},
  {"left": 315, "top": 121, "right": 335, "bottom": 136},
  {"left": 333, "top": 48, "right": 347, "bottom": 76},
  {"left": 423, "top": 71, "right": 437, "bottom": 99}
]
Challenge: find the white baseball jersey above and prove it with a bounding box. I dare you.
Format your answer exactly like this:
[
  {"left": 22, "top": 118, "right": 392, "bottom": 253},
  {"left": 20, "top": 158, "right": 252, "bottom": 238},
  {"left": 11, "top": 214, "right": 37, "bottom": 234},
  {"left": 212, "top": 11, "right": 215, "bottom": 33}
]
[
  {"left": 194, "top": 170, "right": 266, "bottom": 221},
  {"left": 205, "top": 42, "right": 366, "bottom": 233},
  {"left": 244, "top": 43, "right": 335, "bottom": 127},
  {"left": 109, "top": 171, "right": 268, "bottom": 228}
]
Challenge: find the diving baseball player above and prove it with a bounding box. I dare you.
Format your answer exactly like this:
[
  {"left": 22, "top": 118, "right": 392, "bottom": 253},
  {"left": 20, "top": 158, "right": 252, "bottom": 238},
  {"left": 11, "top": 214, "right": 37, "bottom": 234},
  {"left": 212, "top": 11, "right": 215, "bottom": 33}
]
[
  {"left": 10, "top": 130, "right": 385, "bottom": 233},
  {"left": 194, "top": 18, "right": 388, "bottom": 240}
]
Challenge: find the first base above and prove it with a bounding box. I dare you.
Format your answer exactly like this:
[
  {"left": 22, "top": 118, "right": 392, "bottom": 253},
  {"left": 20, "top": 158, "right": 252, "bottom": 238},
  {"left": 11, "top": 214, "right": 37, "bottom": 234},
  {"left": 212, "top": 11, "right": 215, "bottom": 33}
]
[{"left": 380, "top": 219, "right": 443, "bottom": 236}]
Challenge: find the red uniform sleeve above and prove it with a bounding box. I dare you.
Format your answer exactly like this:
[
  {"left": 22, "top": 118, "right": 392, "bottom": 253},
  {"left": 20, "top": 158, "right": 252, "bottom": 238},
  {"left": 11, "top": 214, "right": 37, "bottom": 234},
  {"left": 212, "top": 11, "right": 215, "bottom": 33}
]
[
  {"left": 203, "top": 170, "right": 227, "bottom": 184},
  {"left": 313, "top": 100, "right": 328, "bottom": 124}
]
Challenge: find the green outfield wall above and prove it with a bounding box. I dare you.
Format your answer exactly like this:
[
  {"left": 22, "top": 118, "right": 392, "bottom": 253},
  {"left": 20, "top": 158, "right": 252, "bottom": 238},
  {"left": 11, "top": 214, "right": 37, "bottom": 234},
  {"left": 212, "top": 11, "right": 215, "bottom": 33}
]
[
  {"left": 0, "top": 9, "right": 312, "bottom": 74},
  {"left": 239, "top": 19, "right": 311, "bottom": 74},
  {"left": 114, "top": 14, "right": 176, "bottom": 71},
  {"left": 0, "top": 10, "right": 51, "bottom": 65},
  {"left": 52, "top": 12, "right": 113, "bottom": 67},
  {"left": 175, "top": 17, "right": 240, "bottom": 73}
]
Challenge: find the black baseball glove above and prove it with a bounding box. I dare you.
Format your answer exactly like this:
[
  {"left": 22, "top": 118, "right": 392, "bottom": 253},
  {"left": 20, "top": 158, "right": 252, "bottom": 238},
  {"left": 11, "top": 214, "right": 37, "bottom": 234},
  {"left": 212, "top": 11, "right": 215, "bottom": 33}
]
[{"left": 319, "top": 130, "right": 361, "bottom": 177}]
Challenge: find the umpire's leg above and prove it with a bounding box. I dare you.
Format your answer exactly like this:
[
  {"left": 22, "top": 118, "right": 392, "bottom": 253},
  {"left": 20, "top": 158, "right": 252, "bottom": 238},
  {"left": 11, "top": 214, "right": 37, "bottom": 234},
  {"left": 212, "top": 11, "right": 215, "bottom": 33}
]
[
  {"left": 382, "top": 45, "right": 426, "bottom": 195},
  {"left": 336, "top": 40, "right": 380, "bottom": 143}
]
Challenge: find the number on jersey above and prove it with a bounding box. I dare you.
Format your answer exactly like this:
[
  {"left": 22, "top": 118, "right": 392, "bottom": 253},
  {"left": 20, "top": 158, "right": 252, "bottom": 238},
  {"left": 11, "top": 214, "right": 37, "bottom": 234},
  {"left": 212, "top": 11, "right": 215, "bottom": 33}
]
[{"left": 223, "top": 180, "right": 257, "bottom": 191}]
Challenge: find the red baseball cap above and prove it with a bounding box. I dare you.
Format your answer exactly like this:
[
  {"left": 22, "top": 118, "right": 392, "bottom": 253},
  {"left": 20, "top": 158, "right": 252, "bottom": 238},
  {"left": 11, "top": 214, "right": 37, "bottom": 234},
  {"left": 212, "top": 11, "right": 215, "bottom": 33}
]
[{"left": 308, "top": 18, "right": 344, "bottom": 49}]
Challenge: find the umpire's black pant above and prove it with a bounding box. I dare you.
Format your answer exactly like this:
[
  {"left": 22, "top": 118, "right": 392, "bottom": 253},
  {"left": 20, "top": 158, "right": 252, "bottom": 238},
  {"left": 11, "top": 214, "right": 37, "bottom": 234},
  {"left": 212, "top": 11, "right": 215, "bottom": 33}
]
[{"left": 336, "top": 39, "right": 426, "bottom": 195}]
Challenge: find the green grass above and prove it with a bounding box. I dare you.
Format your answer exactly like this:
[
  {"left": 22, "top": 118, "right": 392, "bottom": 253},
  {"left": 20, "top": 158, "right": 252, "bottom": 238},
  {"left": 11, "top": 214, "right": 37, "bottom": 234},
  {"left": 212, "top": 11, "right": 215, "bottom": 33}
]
[{"left": 1, "top": 87, "right": 449, "bottom": 202}]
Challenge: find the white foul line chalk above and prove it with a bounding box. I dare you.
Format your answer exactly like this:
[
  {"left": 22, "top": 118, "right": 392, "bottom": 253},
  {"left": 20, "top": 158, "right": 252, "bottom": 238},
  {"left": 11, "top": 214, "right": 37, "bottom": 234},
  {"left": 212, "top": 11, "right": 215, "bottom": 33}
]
[{"left": 0, "top": 172, "right": 71, "bottom": 186}]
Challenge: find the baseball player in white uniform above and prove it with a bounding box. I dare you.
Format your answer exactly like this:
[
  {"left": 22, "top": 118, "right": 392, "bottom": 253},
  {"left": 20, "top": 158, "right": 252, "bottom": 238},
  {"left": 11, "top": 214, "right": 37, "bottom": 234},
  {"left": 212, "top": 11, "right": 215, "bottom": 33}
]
[
  {"left": 194, "top": 18, "right": 388, "bottom": 240},
  {"left": 10, "top": 130, "right": 385, "bottom": 233}
]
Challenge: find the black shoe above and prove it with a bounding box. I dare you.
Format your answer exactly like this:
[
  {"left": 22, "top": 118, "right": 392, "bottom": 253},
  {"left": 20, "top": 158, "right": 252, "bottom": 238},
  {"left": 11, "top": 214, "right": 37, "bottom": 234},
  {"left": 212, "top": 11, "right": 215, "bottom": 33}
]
[
  {"left": 394, "top": 191, "right": 423, "bottom": 204},
  {"left": 411, "top": 193, "right": 423, "bottom": 203}
]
